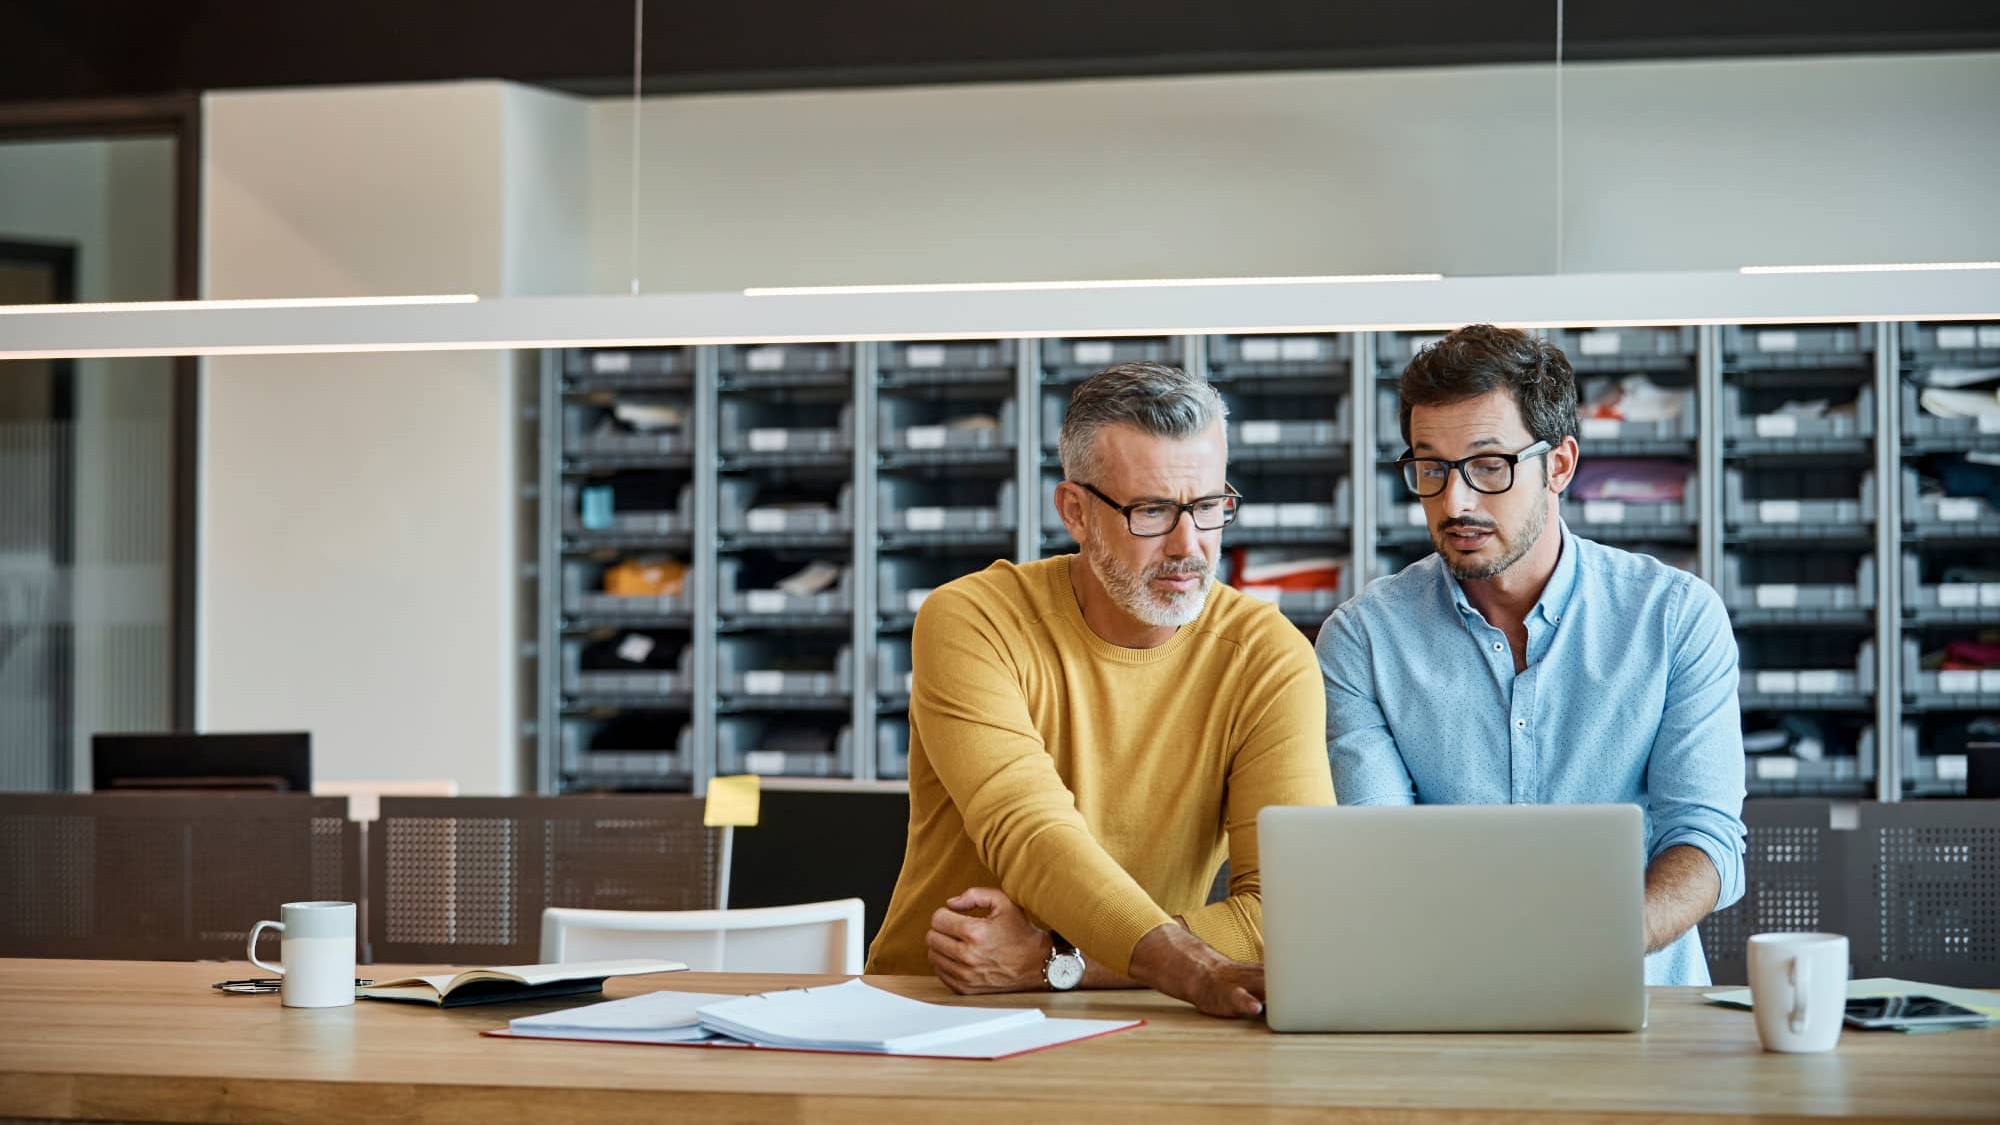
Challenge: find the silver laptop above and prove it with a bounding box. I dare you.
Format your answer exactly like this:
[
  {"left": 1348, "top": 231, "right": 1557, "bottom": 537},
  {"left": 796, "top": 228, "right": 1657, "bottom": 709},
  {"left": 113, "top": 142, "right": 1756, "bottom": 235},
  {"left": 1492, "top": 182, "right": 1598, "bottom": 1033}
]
[{"left": 1259, "top": 804, "right": 1646, "bottom": 1032}]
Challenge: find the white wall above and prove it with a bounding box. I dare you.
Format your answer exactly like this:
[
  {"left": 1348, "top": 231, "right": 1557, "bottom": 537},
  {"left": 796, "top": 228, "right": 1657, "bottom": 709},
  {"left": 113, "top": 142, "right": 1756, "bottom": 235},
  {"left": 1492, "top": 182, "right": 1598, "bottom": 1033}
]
[
  {"left": 200, "top": 81, "right": 589, "bottom": 794},
  {"left": 589, "top": 51, "right": 2000, "bottom": 292}
]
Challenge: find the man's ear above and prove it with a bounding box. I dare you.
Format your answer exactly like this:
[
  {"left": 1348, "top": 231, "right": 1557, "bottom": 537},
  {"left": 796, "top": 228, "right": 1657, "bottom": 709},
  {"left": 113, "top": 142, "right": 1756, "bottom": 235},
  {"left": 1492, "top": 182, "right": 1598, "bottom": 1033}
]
[
  {"left": 1054, "top": 481, "right": 1090, "bottom": 544},
  {"left": 1547, "top": 435, "right": 1580, "bottom": 495}
]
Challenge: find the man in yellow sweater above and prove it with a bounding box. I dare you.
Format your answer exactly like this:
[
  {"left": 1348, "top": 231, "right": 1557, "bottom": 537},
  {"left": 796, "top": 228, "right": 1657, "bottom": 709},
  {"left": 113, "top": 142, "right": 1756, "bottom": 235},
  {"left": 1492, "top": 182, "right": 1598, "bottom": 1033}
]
[{"left": 865, "top": 361, "right": 1334, "bottom": 1018}]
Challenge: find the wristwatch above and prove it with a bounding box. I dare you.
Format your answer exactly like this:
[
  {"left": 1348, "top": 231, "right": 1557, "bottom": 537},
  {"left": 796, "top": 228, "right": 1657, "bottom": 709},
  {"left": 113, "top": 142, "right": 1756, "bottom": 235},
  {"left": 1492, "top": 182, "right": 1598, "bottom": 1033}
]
[{"left": 1043, "top": 932, "right": 1085, "bottom": 991}]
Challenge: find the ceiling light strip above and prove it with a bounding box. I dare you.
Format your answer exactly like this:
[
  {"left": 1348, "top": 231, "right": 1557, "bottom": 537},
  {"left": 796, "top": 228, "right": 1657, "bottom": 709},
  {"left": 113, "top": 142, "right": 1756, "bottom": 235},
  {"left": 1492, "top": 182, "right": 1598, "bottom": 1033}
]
[
  {"left": 744, "top": 274, "right": 1444, "bottom": 297},
  {"left": 1739, "top": 262, "right": 2000, "bottom": 276},
  {"left": 0, "top": 294, "right": 480, "bottom": 316}
]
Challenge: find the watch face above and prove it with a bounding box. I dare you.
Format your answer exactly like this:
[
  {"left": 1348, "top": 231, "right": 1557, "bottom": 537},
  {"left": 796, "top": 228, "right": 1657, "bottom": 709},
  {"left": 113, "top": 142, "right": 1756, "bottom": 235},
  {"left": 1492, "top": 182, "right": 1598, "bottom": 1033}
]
[{"left": 1047, "top": 951, "right": 1085, "bottom": 991}]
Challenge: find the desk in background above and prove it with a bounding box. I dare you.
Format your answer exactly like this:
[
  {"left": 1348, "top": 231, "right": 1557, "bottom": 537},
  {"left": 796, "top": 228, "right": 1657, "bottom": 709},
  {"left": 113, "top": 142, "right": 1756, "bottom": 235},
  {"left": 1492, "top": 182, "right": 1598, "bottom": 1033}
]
[{"left": 0, "top": 959, "right": 1995, "bottom": 1124}]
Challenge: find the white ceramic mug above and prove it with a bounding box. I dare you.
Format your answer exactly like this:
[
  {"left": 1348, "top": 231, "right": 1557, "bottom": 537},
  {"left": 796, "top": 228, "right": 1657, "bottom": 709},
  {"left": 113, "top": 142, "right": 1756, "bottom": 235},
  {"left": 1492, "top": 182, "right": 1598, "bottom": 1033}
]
[
  {"left": 1747, "top": 932, "right": 1849, "bottom": 1053},
  {"left": 247, "top": 900, "right": 357, "bottom": 1008}
]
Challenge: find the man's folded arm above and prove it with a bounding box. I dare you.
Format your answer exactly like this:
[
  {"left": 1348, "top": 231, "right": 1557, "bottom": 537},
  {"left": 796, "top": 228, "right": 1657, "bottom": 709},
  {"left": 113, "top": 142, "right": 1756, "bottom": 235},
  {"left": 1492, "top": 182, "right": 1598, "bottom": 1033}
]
[{"left": 910, "top": 588, "right": 1171, "bottom": 974}]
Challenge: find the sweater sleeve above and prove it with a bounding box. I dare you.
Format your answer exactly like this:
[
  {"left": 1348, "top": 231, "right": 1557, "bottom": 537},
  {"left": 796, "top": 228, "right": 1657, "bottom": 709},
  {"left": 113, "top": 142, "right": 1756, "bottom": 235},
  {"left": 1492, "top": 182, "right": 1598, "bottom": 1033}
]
[
  {"left": 908, "top": 584, "right": 1174, "bottom": 975},
  {"left": 1178, "top": 626, "right": 1335, "bottom": 961}
]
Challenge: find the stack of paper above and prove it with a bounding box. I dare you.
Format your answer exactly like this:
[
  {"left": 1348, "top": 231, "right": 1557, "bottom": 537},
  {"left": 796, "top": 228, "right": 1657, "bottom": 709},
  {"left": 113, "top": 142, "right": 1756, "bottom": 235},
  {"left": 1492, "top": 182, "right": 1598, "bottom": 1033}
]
[{"left": 496, "top": 978, "right": 1142, "bottom": 1060}]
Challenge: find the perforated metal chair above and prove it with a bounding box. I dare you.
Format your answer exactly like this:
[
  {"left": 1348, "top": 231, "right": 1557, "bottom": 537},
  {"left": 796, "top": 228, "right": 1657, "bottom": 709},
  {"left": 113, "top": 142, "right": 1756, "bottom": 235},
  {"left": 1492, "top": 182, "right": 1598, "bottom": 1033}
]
[
  {"left": 540, "top": 898, "right": 865, "bottom": 973},
  {"left": 369, "top": 796, "right": 723, "bottom": 965}
]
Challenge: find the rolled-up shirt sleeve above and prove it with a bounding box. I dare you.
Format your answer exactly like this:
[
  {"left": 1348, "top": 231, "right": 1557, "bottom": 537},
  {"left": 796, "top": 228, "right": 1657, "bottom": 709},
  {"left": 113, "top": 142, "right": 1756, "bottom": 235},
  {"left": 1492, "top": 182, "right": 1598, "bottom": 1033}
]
[{"left": 1645, "top": 576, "right": 1748, "bottom": 911}]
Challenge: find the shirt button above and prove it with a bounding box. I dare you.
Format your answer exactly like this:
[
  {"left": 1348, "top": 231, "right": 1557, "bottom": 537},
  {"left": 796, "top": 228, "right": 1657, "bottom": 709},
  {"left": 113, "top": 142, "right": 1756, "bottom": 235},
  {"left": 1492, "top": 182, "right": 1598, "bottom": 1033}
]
[
  {"left": 1492, "top": 642, "right": 1503, "bottom": 652},
  {"left": 1516, "top": 719, "right": 1526, "bottom": 728}
]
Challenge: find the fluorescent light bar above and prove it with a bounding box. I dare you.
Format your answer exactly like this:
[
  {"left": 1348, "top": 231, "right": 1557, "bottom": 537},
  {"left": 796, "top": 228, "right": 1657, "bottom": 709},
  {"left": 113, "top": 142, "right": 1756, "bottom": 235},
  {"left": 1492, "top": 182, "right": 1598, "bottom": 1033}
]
[
  {"left": 0, "top": 294, "right": 479, "bottom": 316},
  {"left": 1739, "top": 262, "right": 2000, "bottom": 276},
  {"left": 744, "top": 274, "right": 1443, "bottom": 297}
]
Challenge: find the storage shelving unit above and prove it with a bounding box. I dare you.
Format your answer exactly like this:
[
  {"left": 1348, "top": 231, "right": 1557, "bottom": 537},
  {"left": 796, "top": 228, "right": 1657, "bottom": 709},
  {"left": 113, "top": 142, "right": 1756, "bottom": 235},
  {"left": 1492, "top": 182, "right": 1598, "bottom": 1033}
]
[{"left": 530, "top": 322, "right": 1993, "bottom": 800}]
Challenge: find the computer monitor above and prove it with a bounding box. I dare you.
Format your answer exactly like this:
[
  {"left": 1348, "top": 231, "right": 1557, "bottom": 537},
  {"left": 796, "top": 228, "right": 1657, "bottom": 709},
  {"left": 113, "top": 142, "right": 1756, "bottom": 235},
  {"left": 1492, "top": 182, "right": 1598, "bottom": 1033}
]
[{"left": 91, "top": 732, "right": 312, "bottom": 793}]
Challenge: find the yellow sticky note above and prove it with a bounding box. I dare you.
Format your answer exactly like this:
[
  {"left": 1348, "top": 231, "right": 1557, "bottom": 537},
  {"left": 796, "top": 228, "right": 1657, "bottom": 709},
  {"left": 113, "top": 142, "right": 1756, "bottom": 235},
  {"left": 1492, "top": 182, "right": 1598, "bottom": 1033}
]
[{"left": 704, "top": 774, "right": 761, "bottom": 827}]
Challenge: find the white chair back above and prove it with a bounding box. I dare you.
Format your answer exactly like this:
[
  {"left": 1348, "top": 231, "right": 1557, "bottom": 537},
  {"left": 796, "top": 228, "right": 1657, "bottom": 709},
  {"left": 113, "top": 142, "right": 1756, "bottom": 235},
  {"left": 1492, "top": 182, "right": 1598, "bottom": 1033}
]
[{"left": 540, "top": 898, "right": 865, "bottom": 974}]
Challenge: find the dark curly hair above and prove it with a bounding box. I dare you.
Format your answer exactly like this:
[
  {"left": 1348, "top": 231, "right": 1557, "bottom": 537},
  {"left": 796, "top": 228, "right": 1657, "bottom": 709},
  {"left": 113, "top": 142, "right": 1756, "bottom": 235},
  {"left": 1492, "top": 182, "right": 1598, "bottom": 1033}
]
[{"left": 1397, "top": 324, "right": 1578, "bottom": 450}]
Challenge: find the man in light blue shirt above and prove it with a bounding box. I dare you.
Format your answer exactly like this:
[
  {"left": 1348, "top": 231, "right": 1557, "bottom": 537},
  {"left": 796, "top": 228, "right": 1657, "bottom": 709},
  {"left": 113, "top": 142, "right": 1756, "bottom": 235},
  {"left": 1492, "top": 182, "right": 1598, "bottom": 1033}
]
[{"left": 1318, "top": 324, "right": 1746, "bottom": 985}]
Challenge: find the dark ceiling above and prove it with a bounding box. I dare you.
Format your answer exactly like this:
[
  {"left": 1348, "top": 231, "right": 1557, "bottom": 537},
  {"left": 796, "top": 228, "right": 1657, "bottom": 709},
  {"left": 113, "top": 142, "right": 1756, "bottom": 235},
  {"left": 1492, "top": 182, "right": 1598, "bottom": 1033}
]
[{"left": 4, "top": 0, "right": 1998, "bottom": 103}]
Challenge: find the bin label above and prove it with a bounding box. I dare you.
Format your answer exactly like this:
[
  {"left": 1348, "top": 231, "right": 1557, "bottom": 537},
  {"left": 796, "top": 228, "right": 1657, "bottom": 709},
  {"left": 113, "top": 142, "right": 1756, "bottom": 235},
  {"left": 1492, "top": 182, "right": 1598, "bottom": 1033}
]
[
  {"left": 1579, "top": 330, "right": 1622, "bottom": 356},
  {"left": 1241, "top": 421, "right": 1282, "bottom": 445},
  {"left": 1756, "top": 330, "right": 1799, "bottom": 352},
  {"left": 1582, "top": 501, "right": 1626, "bottom": 524},
  {"left": 906, "top": 507, "right": 947, "bottom": 531},
  {"left": 748, "top": 428, "right": 789, "bottom": 452},
  {"left": 1755, "top": 757, "right": 1800, "bottom": 779},
  {"left": 745, "top": 346, "right": 786, "bottom": 372},
  {"left": 1579, "top": 418, "right": 1620, "bottom": 440},
  {"left": 1758, "top": 500, "right": 1802, "bottom": 524},
  {"left": 1754, "top": 414, "right": 1799, "bottom": 438},
  {"left": 905, "top": 426, "right": 948, "bottom": 449},
  {"left": 905, "top": 344, "right": 947, "bottom": 368},
  {"left": 1755, "top": 584, "right": 1800, "bottom": 609}
]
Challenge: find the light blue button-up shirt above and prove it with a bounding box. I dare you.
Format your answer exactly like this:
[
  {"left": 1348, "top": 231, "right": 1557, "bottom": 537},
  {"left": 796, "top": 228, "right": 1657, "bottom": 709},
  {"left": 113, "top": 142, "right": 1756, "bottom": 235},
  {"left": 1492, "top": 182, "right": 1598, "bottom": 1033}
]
[{"left": 1316, "top": 522, "right": 1747, "bottom": 985}]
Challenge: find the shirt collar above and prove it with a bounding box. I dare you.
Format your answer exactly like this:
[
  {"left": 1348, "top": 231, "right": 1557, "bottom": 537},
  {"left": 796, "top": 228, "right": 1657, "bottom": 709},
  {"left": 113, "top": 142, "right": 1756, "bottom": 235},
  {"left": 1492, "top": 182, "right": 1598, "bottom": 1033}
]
[{"left": 1440, "top": 518, "right": 1581, "bottom": 627}]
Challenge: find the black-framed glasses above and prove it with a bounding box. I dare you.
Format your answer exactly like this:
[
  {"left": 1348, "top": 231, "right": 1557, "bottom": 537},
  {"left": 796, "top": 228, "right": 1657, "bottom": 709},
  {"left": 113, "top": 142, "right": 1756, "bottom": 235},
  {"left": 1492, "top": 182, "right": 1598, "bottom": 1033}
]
[
  {"left": 1389, "top": 440, "right": 1552, "bottom": 498},
  {"left": 1074, "top": 481, "right": 1243, "bottom": 537}
]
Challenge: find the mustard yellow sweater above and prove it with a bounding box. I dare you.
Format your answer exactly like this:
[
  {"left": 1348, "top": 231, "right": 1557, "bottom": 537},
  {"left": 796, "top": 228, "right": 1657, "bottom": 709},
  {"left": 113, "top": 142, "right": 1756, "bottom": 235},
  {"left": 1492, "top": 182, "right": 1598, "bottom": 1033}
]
[{"left": 866, "top": 555, "right": 1334, "bottom": 977}]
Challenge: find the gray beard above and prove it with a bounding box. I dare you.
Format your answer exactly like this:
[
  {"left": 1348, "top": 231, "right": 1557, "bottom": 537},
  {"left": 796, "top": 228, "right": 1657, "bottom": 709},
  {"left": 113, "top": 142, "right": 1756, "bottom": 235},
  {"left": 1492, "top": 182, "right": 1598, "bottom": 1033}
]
[{"left": 1085, "top": 535, "right": 1213, "bottom": 628}]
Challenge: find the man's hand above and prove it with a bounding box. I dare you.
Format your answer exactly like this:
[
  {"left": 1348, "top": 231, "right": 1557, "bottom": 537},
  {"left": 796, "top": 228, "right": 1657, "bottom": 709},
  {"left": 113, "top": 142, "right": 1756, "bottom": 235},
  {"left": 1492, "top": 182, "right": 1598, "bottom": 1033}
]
[
  {"left": 1127, "top": 922, "right": 1265, "bottom": 1019},
  {"left": 925, "top": 887, "right": 1051, "bottom": 994}
]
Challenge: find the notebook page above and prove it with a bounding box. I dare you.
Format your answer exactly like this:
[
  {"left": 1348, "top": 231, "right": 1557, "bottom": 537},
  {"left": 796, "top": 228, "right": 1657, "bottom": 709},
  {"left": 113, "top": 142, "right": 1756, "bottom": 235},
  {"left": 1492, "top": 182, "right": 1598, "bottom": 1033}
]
[{"left": 696, "top": 979, "right": 1044, "bottom": 1052}]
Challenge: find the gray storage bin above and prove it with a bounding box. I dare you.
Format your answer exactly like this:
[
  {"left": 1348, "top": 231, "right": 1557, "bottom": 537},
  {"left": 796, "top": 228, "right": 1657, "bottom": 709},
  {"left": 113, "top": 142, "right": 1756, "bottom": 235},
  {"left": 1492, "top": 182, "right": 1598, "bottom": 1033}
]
[
  {"left": 716, "top": 638, "right": 852, "bottom": 701},
  {"left": 878, "top": 339, "right": 1016, "bottom": 376},
  {"left": 563, "top": 398, "right": 694, "bottom": 459},
  {"left": 718, "top": 479, "right": 853, "bottom": 537},
  {"left": 561, "top": 718, "right": 693, "bottom": 783},
  {"left": 876, "top": 556, "right": 986, "bottom": 625},
  {"left": 1903, "top": 638, "right": 2000, "bottom": 708},
  {"left": 1569, "top": 472, "right": 1697, "bottom": 534},
  {"left": 1376, "top": 386, "right": 1407, "bottom": 450},
  {"left": 1231, "top": 476, "right": 1350, "bottom": 539},
  {"left": 1228, "top": 401, "right": 1347, "bottom": 458},
  {"left": 1902, "top": 467, "right": 2000, "bottom": 534},
  {"left": 1738, "top": 642, "right": 1875, "bottom": 711},
  {"left": 1900, "top": 552, "right": 2000, "bottom": 624},
  {"left": 562, "top": 637, "right": 694, "bottom": 698},
  {"left": 716, "top": 718, "right": 850, "bottom": 778},
  {"left": 1372, "top": 331, "right": 1450, "bottom": 370},
  {"left": 1374, "top": 472, "right": 1430, "bottom": 534},
  {"left": 1905, "top": 724, "right": 1973, "bottom": 797},
  {"left": 1574, "top": 388, "right": 1699, "bottom": 446},
  {"left": 1724, "top": 468, "right": 1873, "bottom": 536},
  {"left": 716, "top": 558, "right": 852, "bottom": 619},
  {"left": 876, "top": 719, "right": 911, "bottom": 781},
  {"left": 878, "top": 477, "right": 1016, "bottom": 536},
  {"left": 717, "top": 342, "right": 853, "bottom": 377},
  {"left": 1232, "top": 554, "right": 1367, "bottom": 623},
  {"left": 1042, "top": 391, "right": 1067, "bottom": 453},
  {"left": 717, "top": 399, "right": 854, "bottom": 457},
  {"left": 1042, "top": 336, "right": 1182, "bottom": 376},
  {"left": 562, "top": 347, "right": 694, "bottom": 385},
  {"left": 877, "top": 637, "right": 914, "bottom": 701},
  {"left": 1901, "top": 321, "right": 2000, "bottom": 367},
  {"left": 1722, "top": 323, "right": 1876, "bottom": 369},
  {"left": 564, "top": 480, "right": 693, "bottom": 537},
  {"left": 1206, "top": 333, "right": 1352, "bottom": 372},
  {"left": 1747, "top": 727, "right": 1876, "bottom": 793},
  {"left": 880, "top": 398, "right": 1017, "bottom": 454},
  {"left": 1545, "top": 326, "right": 1698, "bottom": 371},
  {"left": 562, "top": 558, "right": 691, "bottom": 619},
  {"left": 1899, "top": 381, "right": 2000, "bottom": 448},
  {"left": 1722, "top": 384, "right": 1874, "bottom": 444},
  {"left": 1721, "top": 554, "right": 1875, "bottom": 620}
]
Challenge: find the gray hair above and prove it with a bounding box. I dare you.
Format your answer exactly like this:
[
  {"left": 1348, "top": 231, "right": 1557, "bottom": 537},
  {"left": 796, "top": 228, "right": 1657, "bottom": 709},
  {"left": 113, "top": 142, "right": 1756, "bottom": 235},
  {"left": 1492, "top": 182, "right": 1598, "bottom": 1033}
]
[{"left": 1057, "top": 361, "right": 1229, "bottom": 484}]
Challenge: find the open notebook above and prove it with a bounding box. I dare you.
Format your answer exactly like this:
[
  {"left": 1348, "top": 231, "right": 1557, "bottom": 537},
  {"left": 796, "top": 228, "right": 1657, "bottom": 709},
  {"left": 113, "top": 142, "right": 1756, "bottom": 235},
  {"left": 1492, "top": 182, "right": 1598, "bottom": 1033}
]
[{"left": 490, "top": 978, "right": 1142, "bottom": 1060}]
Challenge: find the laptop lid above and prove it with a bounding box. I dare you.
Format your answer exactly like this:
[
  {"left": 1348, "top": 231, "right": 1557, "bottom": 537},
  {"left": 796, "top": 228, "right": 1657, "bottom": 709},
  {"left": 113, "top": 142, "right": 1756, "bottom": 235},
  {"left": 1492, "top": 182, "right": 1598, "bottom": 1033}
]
[{"left": 1260, "top": 804, "right": 1646, "bottom": 1033}]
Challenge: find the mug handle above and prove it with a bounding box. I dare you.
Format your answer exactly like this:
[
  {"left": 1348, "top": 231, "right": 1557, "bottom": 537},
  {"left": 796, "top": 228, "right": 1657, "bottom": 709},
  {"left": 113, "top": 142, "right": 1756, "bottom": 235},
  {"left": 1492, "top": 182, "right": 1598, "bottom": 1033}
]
[
  {"left": 1787, "top": 955, "right": 1810, "bottom": 1035},
  {"left": 247, "top": 920, "right": 286, "bottom": 977}
]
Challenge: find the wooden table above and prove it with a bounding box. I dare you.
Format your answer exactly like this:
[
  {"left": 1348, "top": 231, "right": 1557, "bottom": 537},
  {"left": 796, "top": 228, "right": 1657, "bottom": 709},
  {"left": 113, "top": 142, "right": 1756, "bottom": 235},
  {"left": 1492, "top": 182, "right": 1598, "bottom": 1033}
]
[{"left": 1, "top": 960, "right": 1995, "bottom": 1124}]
